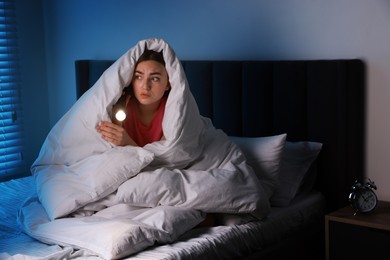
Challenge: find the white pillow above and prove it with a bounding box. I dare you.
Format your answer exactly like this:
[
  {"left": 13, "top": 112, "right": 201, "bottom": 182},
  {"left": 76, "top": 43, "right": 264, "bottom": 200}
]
[
  {"left": 270, "top": 141, "right": 322, "bottom": 207},
  {"left": 34, "top": 146, "right": 154, "bottom": 220},
  {"left": 19, "top": 198, "right": 204, "bottom": 260},
  {"left": 229, "top": 134, "right": 287, "bottom": 199}
]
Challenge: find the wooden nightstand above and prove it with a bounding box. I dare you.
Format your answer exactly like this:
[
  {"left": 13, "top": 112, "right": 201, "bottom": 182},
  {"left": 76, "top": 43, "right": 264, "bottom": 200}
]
[{"left": 325, "top": 200, "right": 390, "bottom": 260}]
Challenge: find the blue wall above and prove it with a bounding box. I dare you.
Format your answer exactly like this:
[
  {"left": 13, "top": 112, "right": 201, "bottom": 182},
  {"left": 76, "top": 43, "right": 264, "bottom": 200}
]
[
  {"left": 16, "top": 0, "right": 48, "bottom": 172},
  {"left": 42, "top": 0, "right": 379, "bottom": 122},
  {"left": 16, "top": 0, "right": 390, "bottom": 200}
]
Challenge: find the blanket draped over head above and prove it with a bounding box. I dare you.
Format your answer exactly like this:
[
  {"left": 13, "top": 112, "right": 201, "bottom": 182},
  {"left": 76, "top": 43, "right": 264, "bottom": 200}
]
[{"left": 19, "top": 38, "right": 270, "bottom": 259}]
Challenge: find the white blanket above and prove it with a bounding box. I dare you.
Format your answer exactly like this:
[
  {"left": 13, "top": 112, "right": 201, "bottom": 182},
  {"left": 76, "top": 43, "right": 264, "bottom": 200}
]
[{"left": 19, "top": 38, "right": 270, "bottom": 259}]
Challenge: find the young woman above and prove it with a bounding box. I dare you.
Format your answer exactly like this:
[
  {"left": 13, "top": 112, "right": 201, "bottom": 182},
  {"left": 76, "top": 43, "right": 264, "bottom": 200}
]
[{"left": 96, "top": 50, "right": 170, "bottom": 147}]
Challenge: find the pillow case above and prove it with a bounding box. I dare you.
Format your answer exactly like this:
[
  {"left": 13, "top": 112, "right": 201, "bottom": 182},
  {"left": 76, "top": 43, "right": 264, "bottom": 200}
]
[
  {"left": 229, "top": 134, "right": 287, "bottom": 199},
  {"left": 19, "top": 197, "right": 204, "bottom": 260},
  {"left": 270, "top": 141, "right": 322, "bottom": 207},
  {"left": 34, "top": 146, "right": 154, "bottom": 220}
]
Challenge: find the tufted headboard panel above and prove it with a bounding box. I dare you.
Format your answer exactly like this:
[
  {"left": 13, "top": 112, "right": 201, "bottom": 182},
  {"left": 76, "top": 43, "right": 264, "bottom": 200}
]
[{"left": 75, "top": 59, "right": 366, "bottom": 212}]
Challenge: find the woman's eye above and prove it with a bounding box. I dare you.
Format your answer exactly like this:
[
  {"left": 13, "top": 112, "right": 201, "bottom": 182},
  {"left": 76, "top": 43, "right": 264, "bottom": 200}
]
[
  {"left": 151, "top": 77, "right": 160, "bottom": 82},
  {"left": 135, "top": 75, "right": 142, "bottom": 80}
]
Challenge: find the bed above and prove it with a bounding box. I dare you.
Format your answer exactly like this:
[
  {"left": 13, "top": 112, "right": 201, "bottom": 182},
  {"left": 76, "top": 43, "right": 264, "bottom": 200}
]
[{"left": 0, "top": 41, "right": 365, "bottom": 260}]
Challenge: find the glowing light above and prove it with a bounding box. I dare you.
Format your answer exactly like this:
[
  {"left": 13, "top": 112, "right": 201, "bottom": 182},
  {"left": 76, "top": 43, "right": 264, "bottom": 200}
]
[{"left": 115, "top": 110, "right": 126, "bottom": 121}]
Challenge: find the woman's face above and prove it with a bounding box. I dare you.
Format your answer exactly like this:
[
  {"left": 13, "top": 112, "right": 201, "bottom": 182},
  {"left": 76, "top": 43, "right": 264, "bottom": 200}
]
[{"left": 131, "top": 60, "right": 170, "bottom": 107}]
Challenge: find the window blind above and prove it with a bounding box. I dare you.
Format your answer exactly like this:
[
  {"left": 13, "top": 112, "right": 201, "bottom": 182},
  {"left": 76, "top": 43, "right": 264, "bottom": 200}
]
[{"left": 0, "top": 0, "right": 25, "bottom": 182}]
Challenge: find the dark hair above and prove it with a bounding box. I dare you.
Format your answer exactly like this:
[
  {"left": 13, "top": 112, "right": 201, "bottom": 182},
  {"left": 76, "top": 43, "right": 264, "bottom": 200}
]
[
  {"left": 136, "top": 49, "right": 165, "bottom": 66},
  {"left": 124, "top": 49, "right": 169, "bottom": 96}
]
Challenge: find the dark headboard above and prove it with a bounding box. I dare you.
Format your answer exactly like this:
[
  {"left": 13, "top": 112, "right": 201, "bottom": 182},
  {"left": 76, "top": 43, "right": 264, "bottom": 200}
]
[{"left": 75, "top": 59, "right": 366, "bottom": 212}]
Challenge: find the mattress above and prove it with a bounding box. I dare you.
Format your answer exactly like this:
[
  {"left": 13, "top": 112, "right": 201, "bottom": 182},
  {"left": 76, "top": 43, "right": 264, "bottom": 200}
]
[{"left": 0, "top": 176, "right": 326, "bottom": 259}]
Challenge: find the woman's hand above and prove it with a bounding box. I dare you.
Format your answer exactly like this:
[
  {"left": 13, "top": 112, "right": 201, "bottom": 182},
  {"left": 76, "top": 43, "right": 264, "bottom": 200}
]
[{"left": 96, "top": 121, "right": 138, "bottom": 146}]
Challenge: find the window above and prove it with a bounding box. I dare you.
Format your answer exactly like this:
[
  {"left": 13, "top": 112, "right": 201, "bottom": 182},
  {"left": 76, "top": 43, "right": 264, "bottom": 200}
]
[{"left": 0, "top": 0, "right": 25, "bottom": 182}]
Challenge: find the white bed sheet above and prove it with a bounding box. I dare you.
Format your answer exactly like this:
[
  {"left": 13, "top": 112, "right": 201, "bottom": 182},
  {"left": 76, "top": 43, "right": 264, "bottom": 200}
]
[{"left": 0, "top": 176, "right": 326, "bottom": 260}]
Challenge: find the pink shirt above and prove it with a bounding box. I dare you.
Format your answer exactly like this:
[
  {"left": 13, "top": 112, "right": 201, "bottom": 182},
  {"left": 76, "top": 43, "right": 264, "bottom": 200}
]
[{"left": 123, "top": 96, "right": 167, "bottom": 147}]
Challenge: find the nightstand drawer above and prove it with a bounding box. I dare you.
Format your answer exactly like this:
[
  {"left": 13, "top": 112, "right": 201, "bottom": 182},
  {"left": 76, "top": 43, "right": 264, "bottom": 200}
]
[{"left": 329, "top": 221, "right": 390, "bottom": 259}]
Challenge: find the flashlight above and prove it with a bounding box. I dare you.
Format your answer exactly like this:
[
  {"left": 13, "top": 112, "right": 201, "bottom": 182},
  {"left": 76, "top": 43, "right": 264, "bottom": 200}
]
[
  {"left": 115, "top": 109, "right": 127, "bottom": 122},
  {"left": 112, "top": 87, "right": 131, "bottom": 125}
]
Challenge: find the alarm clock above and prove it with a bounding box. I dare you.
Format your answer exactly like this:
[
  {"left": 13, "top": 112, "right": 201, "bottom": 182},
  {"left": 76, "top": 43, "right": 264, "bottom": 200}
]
[{"left": 348, "top": 178, "right": 378, "bottom": 215}]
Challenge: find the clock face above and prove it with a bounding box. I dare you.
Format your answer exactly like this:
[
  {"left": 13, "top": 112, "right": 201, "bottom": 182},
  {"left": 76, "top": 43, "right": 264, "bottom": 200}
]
[{"left": 356, "top": 189, "right": 377, "bottom": 213}]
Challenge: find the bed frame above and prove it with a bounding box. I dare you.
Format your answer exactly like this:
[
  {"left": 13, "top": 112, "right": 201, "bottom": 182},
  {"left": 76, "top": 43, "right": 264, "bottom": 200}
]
[{"left": 75, "top": 59, "right": 366, "bottom": 259}]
